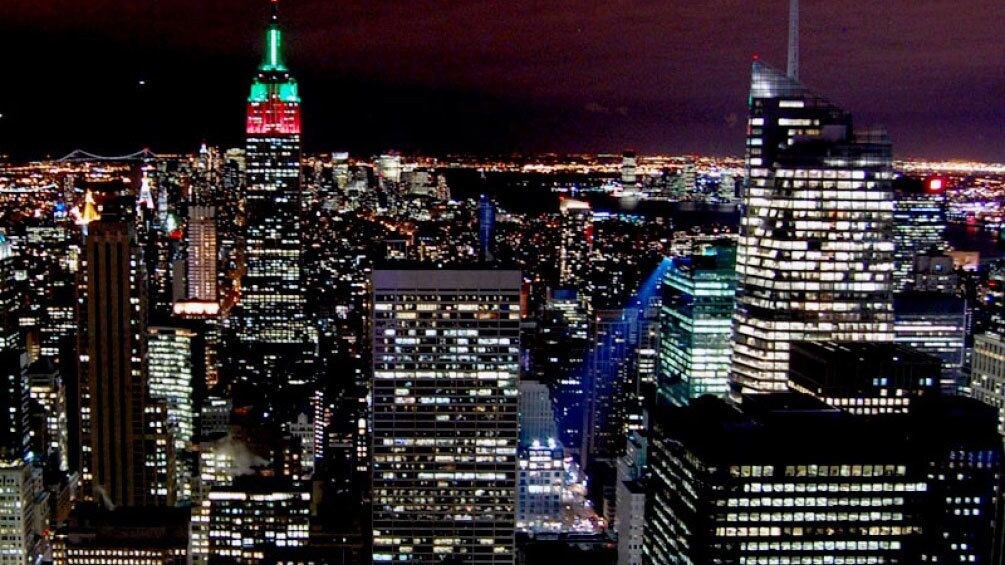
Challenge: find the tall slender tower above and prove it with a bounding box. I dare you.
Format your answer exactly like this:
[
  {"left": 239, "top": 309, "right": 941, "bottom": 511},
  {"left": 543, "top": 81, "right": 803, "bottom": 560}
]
[
  {"left": 238, "top": 0, "right": 314, "bottom": 385},
  {"left": 78, "top": 202, "right": 175, "bottom": 507},
  {"left": 787, "top": 0, "right": 799, "bottom": 79},
  {"left": 731, "top": 60, "right": 895, "bottom": 396}
]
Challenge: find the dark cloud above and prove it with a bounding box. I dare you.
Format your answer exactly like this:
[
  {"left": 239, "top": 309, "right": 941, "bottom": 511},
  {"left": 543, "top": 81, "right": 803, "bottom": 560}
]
[{"left": 2, "top": 0, "right": 1003, "bottom": 159}]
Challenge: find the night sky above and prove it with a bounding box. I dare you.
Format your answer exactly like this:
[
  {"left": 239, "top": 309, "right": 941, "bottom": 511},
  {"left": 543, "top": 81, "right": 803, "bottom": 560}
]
[{"left": 3, "top": 0, "right": 1004, "bottom": 160}]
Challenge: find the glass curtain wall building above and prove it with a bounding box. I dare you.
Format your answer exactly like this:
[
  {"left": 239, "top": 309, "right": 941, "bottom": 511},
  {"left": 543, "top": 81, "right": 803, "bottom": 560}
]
[
  {"left": 892, "top": 176, "right": 947, "bottom": 291},
  {"left": 732, "top": 60, "right": 895, "bottom": 395},
  {"left": 658, "top": 241, "right": 736, "bottom": 405}
]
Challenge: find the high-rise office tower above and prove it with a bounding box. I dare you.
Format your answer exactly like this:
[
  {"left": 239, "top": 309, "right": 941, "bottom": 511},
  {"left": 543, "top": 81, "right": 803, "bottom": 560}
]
[
  {"left": 643, "top": 392, "right": 1003, "bottom": 564},
  {"left": 516, "top": 381, "right": 565, "bottom": 534},
  {"left": 26, "top": 359, "right": 68, "bottom": 471},
  {"left": 479, "top": 194, "right": 496, "bottom": 262},
  {"left": 717, "top": 173, "right": 736, "bottom": 203},
  {"left": 238, "top": 0, "right": 314, "bottom": 385},
  {"left": 969, "top": 331, "right": 1005, "bottom": 433},
  {"left": 558, "top": 198, "right": 593, "bottom": 300},
  {"left": 681, "top": 163, "right": 697, "bottom": 197},
  {"left": 586, "top": 309, "right": 632, "bottom": 462},
  {"left": 894, "top": 293, "right": 966, "bottom": 394},
  {"left": 533, "top": 290, "right": 590, "bottom": 464},
  {"left": 658, "top": 241, "right": 735, "bottom": 405},
  {"left": 377, "top": 154, "right": 403, "bottom": 186},
  {"left": 77, "top": 207, "right": 173, "bottom": 507},
  {"left": 731, "top": 60, "right": 895, "bottom": 395},
  {"left": 516, "top": 438, "right": 565, "bottom": 534},
  {"left": 371, "top": 268, "right": 520, "bottom": 564},
  {"left": 190, "top": 477, "right": 310, "bottom": 563},
  {"left": 892, "top": 175, "right": 947, "bottom": 291},
  {"left": 172, "top": 300, "right": 221, "bottom": 390},
  {"left": 518, "top": 380, "right": 558, "bottom": 446},
  {"left": 187, "top": 205, "right": 217, "bottom": 301},
  {"left": 0, "top": 461, "right": 46, "bottom": 564},
  {"left": 148, "top": 326, "right": 199, "bottom": 502},
  {"left": 0, "top": 234, "right": 29, "bottom": 462},
  {"left": 615, "top": 431, "right": 647, "bottom": 565}
]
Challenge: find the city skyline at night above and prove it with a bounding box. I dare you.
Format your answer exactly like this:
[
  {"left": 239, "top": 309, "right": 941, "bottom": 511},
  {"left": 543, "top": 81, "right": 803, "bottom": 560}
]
[{"left": 2, "top": 1, "right": 1005, "bottom": 564}]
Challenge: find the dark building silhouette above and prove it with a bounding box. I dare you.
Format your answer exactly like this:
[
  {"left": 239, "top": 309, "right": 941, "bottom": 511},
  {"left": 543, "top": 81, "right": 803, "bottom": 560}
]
[
  {"left": 77, "top": 208, "right": 174, "bottom": 507},
  {"left": 643, "top": 391, "right": 1003, "bottom": 564}
]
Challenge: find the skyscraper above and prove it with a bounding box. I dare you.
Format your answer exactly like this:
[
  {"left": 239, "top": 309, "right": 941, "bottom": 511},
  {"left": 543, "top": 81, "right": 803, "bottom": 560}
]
[
  {"left": 558, "top": 198, "right": 592, "bottom": 300},
  {"left": 892, "top": 175, "right": 947, "bottom": 291},
  {"left": 658, "top": 241, "right": 736, "bottom": 405},
  {"left": 238, "top": 0, "right": 314, "bottom": 385},
  {"left": 621, "top": 151, "right": 638, "bottom": 189},
  {"left": 969, "top": 331, "right": 1005, "bottom": 433},
  {"left": 371, "top": 268, "right": 520, "bottom": 564},
  {"left": 148, "top": 326, "right": 199, "bottom": 502},
  {"left": 186, "top": 205, "right": 217, "bottom": 301},
  {"left": 642, "top": 392, "right": 1003, "bottom": 564},
  {"left": 586, "top": 308, "right": 632, "bottom": 462},
  {"left": 190, "top": 477, "right": 310, "bottom": 563},
  {"left": 77, "top": 207, "right": 173, "bottom": 507},
  {"left": 894, "top": 292, "right": 966, "bottom": 394},
  {"left": 731, "top": 60, "right": 895, "bottom": 395},
  {"left": 0, "top": 462, "right": 45, "bottom": 564},
  {"left": 0, "top": 234, "right": 29, "bottom": 462},
  {"left": 479, "top": 194, "right": 496, "bottom": 262}
]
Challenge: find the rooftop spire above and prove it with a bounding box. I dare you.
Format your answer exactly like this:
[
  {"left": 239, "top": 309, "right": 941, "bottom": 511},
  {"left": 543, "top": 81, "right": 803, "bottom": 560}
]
[
  {"left": 260, "top": 0, "right": 287, "bottom": 72},
  {"left": 787, "top": 0, "right": 799, "bottom": 79}
]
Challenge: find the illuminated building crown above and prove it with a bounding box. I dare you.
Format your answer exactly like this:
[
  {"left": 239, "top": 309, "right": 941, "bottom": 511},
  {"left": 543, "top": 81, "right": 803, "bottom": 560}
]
[{"left": 246, "top": 0, "right": 301, "bottom": 135}]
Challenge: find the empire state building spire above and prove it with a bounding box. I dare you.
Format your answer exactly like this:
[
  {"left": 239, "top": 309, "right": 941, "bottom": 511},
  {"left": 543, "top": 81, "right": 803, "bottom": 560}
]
[{"left": 261, "top": 0, "right": 287, "bottom": 72}]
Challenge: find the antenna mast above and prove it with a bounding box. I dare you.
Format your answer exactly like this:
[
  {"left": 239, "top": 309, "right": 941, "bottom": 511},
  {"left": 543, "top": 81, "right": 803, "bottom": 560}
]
[{"left": 787, "top": 0, "right": 799, "bottom": 79}]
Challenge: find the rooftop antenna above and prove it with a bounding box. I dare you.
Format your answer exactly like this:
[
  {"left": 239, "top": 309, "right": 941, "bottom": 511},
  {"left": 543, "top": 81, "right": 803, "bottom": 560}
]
[{"left": 787, "top": 0, "right": 799, "bottom": 79}]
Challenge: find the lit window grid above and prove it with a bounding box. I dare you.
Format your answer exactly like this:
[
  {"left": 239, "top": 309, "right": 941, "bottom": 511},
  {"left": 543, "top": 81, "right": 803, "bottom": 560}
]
[
  {"left": 733, "top": 163, "right": 895, "bottom": 393},
  {"left": 371, "top": 282, "right": 520, "bottom": 564}
]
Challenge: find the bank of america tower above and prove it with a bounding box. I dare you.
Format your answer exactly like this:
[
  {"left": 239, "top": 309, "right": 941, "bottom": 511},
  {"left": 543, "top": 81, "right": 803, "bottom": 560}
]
[{"left": 731, "top": 60, "right": 895, "bottom": 396}]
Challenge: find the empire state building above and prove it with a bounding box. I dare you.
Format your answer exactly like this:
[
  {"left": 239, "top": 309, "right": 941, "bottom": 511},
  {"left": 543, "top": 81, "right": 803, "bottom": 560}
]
[{"left": 237, "top": 0, "right": 315, "bottom": 387}]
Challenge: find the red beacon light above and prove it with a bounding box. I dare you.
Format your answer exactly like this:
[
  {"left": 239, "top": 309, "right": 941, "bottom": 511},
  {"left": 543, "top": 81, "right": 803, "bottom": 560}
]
[{"left": 925, "top": 176, "right": 948, "bottom": 193}]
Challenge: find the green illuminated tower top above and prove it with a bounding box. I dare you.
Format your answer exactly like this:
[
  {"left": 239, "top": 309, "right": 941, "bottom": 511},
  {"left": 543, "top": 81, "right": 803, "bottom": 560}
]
[
  {"left": 248, "top": 0, "right": 300, "bottom": 105},
  {"left": 260, "top": 0, "right": 287, "bottom": 72}
]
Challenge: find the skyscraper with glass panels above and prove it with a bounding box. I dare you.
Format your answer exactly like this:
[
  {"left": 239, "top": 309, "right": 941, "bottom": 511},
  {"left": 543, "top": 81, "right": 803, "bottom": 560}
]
[
  {"left": 892, "top": 175, "right": 947, "bottom": 291},
  {"left": 731, "top": 60, "right": 895, "bottom": 395},
  {"left": 371, "top": 268, "right": 520, "bottom": 564},
  {"left": 658, "top": 241, "right": 736, "bottom": 405},
  {"left": 237, "top": 0, "right": 314, "bottom": 385}
]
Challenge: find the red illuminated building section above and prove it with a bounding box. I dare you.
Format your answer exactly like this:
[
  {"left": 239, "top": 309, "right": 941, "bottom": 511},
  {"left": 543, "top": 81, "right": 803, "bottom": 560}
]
[{"left": 246, "top": 99, "right": 301, "bottom": 135}]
